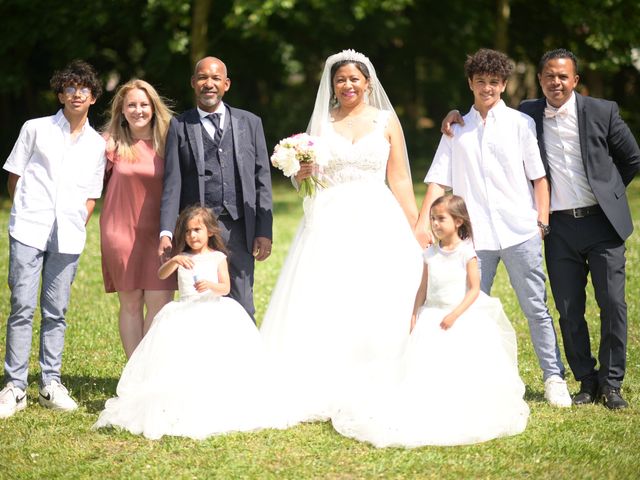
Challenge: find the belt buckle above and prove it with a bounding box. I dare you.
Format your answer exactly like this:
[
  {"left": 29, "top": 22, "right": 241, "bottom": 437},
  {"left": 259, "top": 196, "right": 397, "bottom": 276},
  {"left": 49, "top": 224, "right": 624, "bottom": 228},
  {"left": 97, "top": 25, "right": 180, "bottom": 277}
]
[{"left": 572, "top": 208, "right": 585, "bottom": 218}]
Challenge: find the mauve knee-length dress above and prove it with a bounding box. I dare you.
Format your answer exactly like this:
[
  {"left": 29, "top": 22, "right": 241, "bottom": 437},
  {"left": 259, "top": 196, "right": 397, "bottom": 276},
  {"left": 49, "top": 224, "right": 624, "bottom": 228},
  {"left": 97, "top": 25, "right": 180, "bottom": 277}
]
[{"left": 100, "top": 139, "right": 177, "bottom": 293}]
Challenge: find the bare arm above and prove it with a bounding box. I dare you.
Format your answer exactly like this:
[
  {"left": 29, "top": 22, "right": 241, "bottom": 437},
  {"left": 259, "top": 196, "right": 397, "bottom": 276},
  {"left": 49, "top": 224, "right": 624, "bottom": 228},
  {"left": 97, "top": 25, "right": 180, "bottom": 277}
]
[
  {"left": 7, "top": 173, "right": 19, "bottom": 200},
  {"left": 410, "top": 263, "right": 429, "bottom": 332},
  {"left": 440, "top": 257, "right": 480, "bottom": 330},
  {"left": 415, "top": 182, "right": 447, "bottom": 248},
  {"left": 386, "top": 115, "right": 419, "bottom": 227},
  {"left": 440, "top": 110, "right": 465, "bottom": 137},
  {"left": 533, "top": 176, "right": 550, "bottom": 237},
  {"left": 85, "top": 199, "right": 97, "bottom": 226},
  {"left": 158, "top": 254, "right": 194, "bottom": 279}
]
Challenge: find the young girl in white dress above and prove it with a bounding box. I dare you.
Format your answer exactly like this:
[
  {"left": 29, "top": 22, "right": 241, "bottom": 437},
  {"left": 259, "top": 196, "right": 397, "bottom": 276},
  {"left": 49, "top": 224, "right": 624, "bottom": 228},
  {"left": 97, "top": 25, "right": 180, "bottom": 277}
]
[
  {"left": 331, "top": 195, "right": 530, "bottom": 447},
  {"left": 94, "top": 206, "right": 300, "bottom": 440}
]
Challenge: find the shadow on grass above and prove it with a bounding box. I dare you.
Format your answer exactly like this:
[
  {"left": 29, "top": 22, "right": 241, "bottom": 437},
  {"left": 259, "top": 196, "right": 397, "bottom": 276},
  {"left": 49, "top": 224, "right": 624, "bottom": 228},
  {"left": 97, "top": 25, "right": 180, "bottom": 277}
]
[
  {"left": 523, "top": 384, "right": 546, "bottom": 403},
  {"left": 30, "top": 374, "right": 121, "bottom": 413}
]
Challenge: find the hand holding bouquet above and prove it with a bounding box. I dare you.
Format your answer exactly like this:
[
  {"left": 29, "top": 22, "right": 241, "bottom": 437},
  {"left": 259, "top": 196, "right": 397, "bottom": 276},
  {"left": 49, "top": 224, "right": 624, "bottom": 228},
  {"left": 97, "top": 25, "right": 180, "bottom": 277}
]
[{"left": 271, "top": 133, "right": 328, "bottom": 197}]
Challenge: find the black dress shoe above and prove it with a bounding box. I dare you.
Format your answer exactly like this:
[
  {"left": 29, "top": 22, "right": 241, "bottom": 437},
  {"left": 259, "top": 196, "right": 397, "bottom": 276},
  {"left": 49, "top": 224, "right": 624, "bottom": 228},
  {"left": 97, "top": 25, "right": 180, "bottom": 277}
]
[
  {"left": 573, "top": 381, "right": 598, "bottom": 405},
  {"left": 600, "top": 386, "right": 628, "bottom": 410}
]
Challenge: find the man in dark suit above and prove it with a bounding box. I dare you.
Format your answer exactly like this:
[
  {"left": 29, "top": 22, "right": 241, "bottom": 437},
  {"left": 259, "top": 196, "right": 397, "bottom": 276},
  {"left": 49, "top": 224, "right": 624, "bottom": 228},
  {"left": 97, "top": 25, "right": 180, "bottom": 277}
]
[
  {"left": 158, "top": 56, "right": 273, "bottom": 321},
  {"left": 519, "top": 49, "right": 640, "bottom": 409}
]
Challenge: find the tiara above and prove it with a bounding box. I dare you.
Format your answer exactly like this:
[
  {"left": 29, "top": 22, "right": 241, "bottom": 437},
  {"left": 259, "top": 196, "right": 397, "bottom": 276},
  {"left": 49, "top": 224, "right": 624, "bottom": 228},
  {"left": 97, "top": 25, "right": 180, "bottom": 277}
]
[{"left": 326, "top": 49, "right": 372, "bottom": 68}]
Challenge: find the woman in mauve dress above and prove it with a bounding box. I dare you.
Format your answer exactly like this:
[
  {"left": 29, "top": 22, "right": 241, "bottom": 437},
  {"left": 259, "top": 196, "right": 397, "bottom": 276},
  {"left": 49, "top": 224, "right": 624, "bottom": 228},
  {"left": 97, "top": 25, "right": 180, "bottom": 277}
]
[{"left": 101, "top": 79, "right": 175, "bottom": 358}]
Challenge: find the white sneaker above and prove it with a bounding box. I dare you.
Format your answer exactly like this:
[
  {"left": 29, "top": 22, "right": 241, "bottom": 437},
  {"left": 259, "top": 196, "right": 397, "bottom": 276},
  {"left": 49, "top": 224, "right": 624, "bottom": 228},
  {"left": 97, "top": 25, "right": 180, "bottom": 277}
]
[
  {"left": 38, "top": 381, "right": 78, "bottom": 411},
  {"left": 544, "top": 375, "right": 572, "bottom": 407},
  {"left": 0, "top": 383, "right": 27, "bottom": 419}
]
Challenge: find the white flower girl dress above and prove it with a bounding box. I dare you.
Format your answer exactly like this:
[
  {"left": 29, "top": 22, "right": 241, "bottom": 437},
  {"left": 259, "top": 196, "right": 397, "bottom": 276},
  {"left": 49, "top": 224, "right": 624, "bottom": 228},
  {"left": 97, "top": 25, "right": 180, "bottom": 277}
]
[
  {"left": 94, "top": 251, "right": 300, "bottom": 440},
  {"left": 331, "top": 240, "right": 530, "bottom": 447}
]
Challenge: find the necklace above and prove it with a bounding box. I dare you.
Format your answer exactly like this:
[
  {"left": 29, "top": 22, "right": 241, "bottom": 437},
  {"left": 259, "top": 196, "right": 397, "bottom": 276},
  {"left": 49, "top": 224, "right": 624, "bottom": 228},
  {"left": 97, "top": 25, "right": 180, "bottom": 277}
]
[{"left": 333, "top": 103, "right": 367, "bottom": 127}]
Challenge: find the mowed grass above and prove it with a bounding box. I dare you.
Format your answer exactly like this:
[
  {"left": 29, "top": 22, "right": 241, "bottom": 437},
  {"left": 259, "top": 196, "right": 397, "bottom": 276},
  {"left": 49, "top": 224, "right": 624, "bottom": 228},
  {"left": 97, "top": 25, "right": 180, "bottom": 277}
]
[{"left": 0, "top": 178, "right": 639, "bottom": 479}]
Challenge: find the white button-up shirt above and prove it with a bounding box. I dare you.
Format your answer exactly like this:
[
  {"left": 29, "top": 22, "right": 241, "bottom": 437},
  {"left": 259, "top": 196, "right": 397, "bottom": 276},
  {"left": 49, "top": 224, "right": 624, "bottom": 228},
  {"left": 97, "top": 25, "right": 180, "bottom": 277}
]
[
  {"left": 3, "top": 110, "right": 106, "bottom": 254},
  {"left": 425, "top": 100, "right": 546, "bottom": 250},
  {"left": 542, "top": 92, "right": 598, "bottom": 210}
]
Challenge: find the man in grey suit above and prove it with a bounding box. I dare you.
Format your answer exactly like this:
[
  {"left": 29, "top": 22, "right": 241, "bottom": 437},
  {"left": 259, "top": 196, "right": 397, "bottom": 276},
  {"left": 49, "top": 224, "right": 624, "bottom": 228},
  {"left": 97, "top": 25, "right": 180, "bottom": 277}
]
[
  {"left": 442, "top": 48, "right": 640, "bottom": 408},
  {"left": 158, "top": 56, "right": 273, "bottom": 321}
]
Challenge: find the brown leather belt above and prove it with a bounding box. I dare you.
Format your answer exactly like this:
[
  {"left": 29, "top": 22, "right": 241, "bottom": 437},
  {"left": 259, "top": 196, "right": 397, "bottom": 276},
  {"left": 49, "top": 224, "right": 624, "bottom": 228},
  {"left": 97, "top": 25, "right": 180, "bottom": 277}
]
[{"left": 554, "top": 205, "right": 602, "bottom": 218}]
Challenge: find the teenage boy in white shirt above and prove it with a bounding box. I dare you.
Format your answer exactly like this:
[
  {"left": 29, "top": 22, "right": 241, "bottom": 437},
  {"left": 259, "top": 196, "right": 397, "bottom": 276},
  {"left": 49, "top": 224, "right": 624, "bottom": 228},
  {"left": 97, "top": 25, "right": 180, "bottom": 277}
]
[
  {"left": 416, "top": 49, "right": 572, "bottom": 407},
  {"left": 0, "top": 60, "right": 106, "bottom": 418}
]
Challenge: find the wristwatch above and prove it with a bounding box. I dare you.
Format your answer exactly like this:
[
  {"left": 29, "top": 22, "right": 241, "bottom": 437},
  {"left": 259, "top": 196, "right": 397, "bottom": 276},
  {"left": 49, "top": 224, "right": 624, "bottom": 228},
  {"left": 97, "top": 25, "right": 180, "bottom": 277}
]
[{"left": 537, "top": 220, "right": 551, "bottom": 236}]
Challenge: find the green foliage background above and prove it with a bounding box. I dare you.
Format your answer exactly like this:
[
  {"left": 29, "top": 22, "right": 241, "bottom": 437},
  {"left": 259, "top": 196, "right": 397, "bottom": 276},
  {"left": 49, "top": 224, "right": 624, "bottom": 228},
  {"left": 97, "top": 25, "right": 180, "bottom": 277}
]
[{"left": 1, "top": 0, "right": 640, "bottom": 191}]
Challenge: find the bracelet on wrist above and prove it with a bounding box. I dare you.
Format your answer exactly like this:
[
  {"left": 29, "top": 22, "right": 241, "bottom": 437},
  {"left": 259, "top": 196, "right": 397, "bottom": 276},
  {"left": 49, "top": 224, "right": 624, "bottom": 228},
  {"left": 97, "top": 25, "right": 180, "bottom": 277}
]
[{"left": 537, "top": 220, "right": 551, "bottom": 236}]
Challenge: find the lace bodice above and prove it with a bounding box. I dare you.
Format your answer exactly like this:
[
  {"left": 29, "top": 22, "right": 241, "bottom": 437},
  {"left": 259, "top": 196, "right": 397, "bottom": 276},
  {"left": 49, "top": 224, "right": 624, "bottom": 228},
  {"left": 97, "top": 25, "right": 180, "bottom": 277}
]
[
  {"left": 319, "top": 110, "right": 391, "bottom": 187},
  {"left": 424, "top": 240, "right": 476, "bottom": 309},
  {"left": 177, "top": 250, "right": 226, "bottom": 300}
]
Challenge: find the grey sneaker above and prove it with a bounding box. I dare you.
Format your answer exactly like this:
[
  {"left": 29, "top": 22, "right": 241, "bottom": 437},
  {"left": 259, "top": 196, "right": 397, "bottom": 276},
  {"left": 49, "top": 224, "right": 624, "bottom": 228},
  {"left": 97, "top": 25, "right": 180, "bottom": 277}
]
[
  {"left": 39, "top": 381, "right": 78, "bottom": 411},
  {"left": 0, "top": 383, "right": 27, "bottom": 419}
]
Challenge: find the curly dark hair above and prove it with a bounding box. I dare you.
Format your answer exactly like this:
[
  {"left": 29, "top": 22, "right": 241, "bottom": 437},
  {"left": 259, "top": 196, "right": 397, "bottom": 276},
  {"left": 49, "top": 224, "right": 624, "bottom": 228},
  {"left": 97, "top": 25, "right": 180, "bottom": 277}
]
[
  {"left": 538, "top": 48, "right": 578, "bottom": 74},
  {"left": 50, "top": 59, "right": 103, "bottom": 100},
  {"left": 464, "top": 49, "right": 514, "bottom": 81}
]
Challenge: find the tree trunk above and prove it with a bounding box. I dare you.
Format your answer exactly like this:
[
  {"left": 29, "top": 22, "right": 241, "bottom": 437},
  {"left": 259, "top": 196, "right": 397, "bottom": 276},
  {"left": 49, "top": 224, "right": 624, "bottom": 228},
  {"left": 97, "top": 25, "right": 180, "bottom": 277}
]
[
  {"left": 495, "top": 0, "right": 510, "bottom": 52},
  {"left": 190, "top": 0, "right": 213, "bottom": 69}
]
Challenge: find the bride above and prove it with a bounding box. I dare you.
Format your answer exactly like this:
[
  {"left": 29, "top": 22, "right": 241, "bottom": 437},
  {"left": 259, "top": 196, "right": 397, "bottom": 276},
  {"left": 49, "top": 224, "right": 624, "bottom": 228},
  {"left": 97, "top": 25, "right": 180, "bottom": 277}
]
[{"left": 260, "top": 49, "right": 423, "bottom": 420}]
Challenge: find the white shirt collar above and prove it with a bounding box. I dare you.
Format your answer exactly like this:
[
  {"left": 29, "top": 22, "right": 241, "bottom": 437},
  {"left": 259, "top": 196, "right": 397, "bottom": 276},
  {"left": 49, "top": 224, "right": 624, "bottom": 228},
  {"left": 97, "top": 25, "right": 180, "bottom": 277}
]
[
  {"left": 197, "top": 103, "right": 226, "bottom": 131},
  {"left": 54, "top": 109, "right": 90, "bottom": 134},
  {"left": 469, "top": 99, "right": 507, "bottom": 123},
  {"left": 197, "top": 102, "right": 226, "bottom": 120}
]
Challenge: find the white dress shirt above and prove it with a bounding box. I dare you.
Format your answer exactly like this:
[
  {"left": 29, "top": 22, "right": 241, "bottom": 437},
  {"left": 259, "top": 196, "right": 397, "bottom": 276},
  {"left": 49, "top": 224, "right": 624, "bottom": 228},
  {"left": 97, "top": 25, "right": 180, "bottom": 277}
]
[
  {"left": 542, "top": 92, "right": 598, "bottom": 210},
  {"left": 3, "top": 110, "right": 106, "bottom": 254},
  {"left": 426, "top": 100, "right": 546, "bottom": 250}
]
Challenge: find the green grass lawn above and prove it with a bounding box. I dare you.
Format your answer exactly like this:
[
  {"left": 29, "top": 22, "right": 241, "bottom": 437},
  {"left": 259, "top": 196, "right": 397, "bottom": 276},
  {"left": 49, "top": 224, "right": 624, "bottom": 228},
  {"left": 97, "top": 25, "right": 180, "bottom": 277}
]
[{"left": 0, "top": 179, "right": 639, "bottom": 479}]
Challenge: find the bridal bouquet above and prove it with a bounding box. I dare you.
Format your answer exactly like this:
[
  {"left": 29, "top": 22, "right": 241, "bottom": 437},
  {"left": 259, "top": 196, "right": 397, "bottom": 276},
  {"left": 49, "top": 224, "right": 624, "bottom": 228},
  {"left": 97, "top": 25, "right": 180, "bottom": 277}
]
[{"left": 271, "top": 133, "right": 328, "bottom": 197}]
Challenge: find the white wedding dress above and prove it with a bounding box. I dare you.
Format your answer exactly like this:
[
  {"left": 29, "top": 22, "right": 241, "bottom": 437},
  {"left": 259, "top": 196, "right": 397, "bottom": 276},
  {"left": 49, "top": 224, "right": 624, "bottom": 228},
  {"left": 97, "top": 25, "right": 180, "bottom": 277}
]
[
  {"left": 260, "top": 110, "right": 423, "bottom": 420},
  {"left": 331, "top": 240, "right": 530, "bottom": 447},
  {"left": 94, "top": 251, "right": 301, "bottom": 440}
]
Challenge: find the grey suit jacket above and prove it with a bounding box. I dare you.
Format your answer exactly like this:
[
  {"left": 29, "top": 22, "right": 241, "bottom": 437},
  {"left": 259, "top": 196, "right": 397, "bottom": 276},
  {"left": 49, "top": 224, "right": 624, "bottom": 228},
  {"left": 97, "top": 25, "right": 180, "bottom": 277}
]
[
  {"left": 160, "top": 106, "right": 273, "bottom": 253},
  {"left": 520, "top": 93, "right": 640, "bottom": 240}
]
